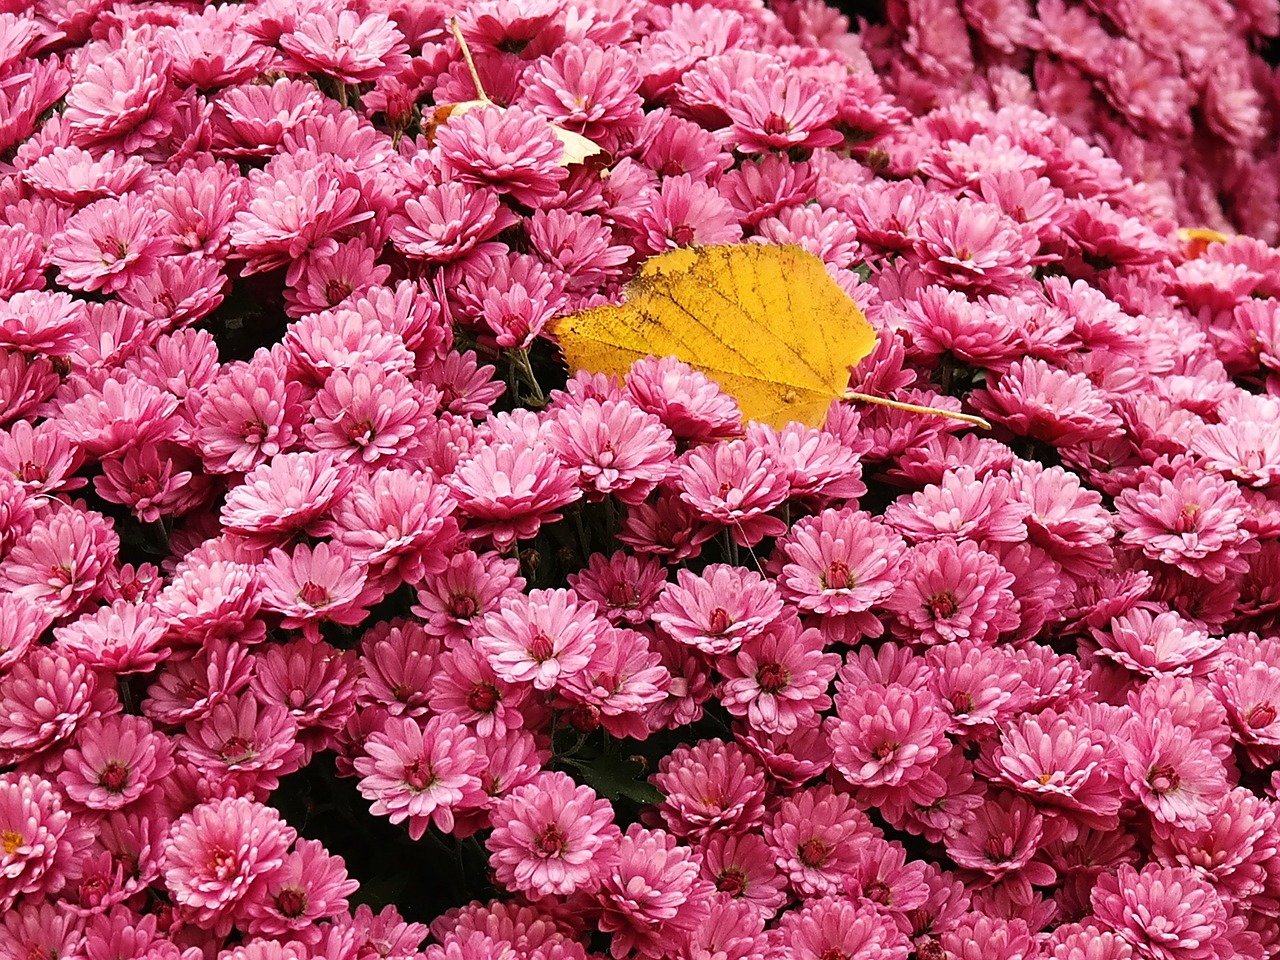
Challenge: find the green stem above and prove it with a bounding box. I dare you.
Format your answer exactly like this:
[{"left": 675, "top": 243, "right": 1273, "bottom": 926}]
[{"left": 510, "top": 348, "right": 547, "bottom": 407}]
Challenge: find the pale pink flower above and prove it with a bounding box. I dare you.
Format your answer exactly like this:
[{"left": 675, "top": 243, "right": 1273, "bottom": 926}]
[
  {"left": 195, "top": 352, "right": 308, "bottom": 475},
  {"left": 487, "top": 770, "right": 620, "bottom": 898},
  {"left": 303, "top": 361, "right": 436, "bottom": 466},
  {"left": 58, "top": 714, "right": 173, "bottom": 811},
  {"left": 354, "top": 715, "right": 486, "bottom": 838},
  {"left": 632, "top": 173, "right": 743, "bottom": 255},
  {"left": 258, "top": 541, "right": 373, "bottom": 640},
  {"left": 556, "top": 625, "right": 669, "bottom": 740},
  {"left": 280, "top": 9, "right": 408, "bottom": 84},
  {"left": 220, "top": 451, "right": 354, "bottom": 545},
  {"left": 474, "top": 588, "right": 603, "bottom": 691},
  {"left": 162, "top": 796, "right": 297, "bottom": 937},
  {"left": 62, "top": 40, "right": 175, "bottom": 150},
  {"left": 1091, "top": 863, "right": 1230, "bottom": 960},
  {"left": 675, "top": 439, "right": 788, "bottom": 546},
  {"left": 411, "top": 549, "right": 525, "bottom": 643},
  {"left": 651, "top": 563, "right": 783, "bottom": 656},
  {"left": 51, "top": 599, "right": 168, "bottom": 675},
  {"left": 547, "top": 397, "right": 675, "bottom": 504},
  {"left": 0, "top": 772, "right": 93, "bottom": 910},
  {"left": 435, "top": 104, "right": 567, "bottom": 209},
  {"left": 625, "top": 356, "right": 742, "bottom": 444},
  {"left": 969, "top": 356, "right": 1124, "bottom": 447},
  {"left": 390, "top": 180, "right": 517, "bottom": 264},
  {"left": 652, "top": 738, "right": 766, "bottom": 841},
  {"left": 50, "top": 193, "right": 172, "bottom": 293},
  {"left": 719, "top": 613, "right": 840, "bottom": 736}
]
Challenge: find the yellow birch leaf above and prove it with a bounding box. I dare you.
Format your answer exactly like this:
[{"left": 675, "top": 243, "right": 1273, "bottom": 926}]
[{"left": 552, "top": 244, "right": 878, "bottom": 429}]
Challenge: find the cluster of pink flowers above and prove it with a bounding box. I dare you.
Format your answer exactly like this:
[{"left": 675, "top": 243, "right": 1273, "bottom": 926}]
[
  {"left": 861, "top": 0, "right": 1280, "bottom": 244},
  {"left": 1, "top": 2, "right": 1279, "bottom": 960}
]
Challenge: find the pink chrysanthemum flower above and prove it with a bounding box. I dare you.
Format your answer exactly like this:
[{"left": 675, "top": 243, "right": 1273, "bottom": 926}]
[
  {"left": 775, "top": 506, "right": 904, "bottom": 630},
  {"left": 777, "top": 895, "right": 909, "bottom": 960},
  {"left": 556, "top": 626, "right": 669, "bottom": 740},
  {"left": 231, "top": 152, "right": 374, "bottom": 283},
  {"left": 675, "top": 439, "right": 788, "bottom": 546},
  {"left": 354, "top": 715, "right": 486, "bottom": 838},
  {"left": 302, "top": 360, "right": 436, "bottom": 467},
  {"left": 1117, "top": 714, "right": 1229, "bottom": 830},
  {"left": 455, "top": 251, "right": 569, "bottom": 351},
  {"left": 944, "top": 790, "right": 1057, "bottom": 889},
  {"left": 1208, "top": 661, "right": 1280, "bottom": 768},
  {"left": 830, "top": 682, "right": 949, "bottom": 789},
  {"left": 0, "top": 420, "right": 84, "bottom": 497},
  {"left": 328, "top": 468, "right": 459, "bottom": 591},
  {"left": 697, "top": 832, "right": 788, "bottom": 920},
  {"left": 547, "top": 397, "right": 675, "bottom": 504},
  {"left": 54, "top": 374, "right": 182, "bottom": 461},
  {"left": 1091, "top": 609, "right": 1222, "bottom": 679},
  {"left": 519, "top": 40, "right": 643, "bottom": 147},
  {"left": 722, "top": 73, "right": 842, "bottom": 153},
  {"left": 240, "top": 838, "right": 359, "bottom": 942},
  {"left": 435, "top": 104, "right": 567, "bottom": 209},
  {"left": 719, "top": 613, "right": 840, "bottom": 736},
  {"left": 431, "top": 640, "right": 529, "bottom": 739},
  {"left": 1012, "top": 460, "right": 1115, "bottom": 580},
  {"left": 195, "top": 352, "right": 308, "bottom": 475},
  {"left": 62, "top": 41, "right": 174, "bottom": 150},
  {"left": 446, "top": 436, "right": 582, "bottom": 551},
  {"left": 50, "top": 598, "right": 168, "bottom": 675},
  {"left": 566, "top": 550, "right": 668, "bottom": 626},
  {"left": 625, "top": 356, "right": 742, "bottom": 445},
  {"left": 474, "top": 588, "right": 603, "bottom": 691},
  {"left": 142, "top": 636, "right": 254, "bottom": 728},
  {"left": 651, "top": 739, "right": 767, "bottom": 842},
  {"left": 925, "top": 640, "right": 1029, "bottom": 735},
  {"left": 0, "top": 772, "right": 93, "bottom": 911},
  {"left": 280, "top": 9, "right": 408, "bottom": 83},
  {"left": 1115, "top": 463, "right": 1257, "bottom": 583},
  {"left": 358, "top": 619, "right": 440, "bottom": 718},
  {"left": 940, "top": 913, "right": 1038, "bottom": 960},
  {"left": 411, "top": 549, "right": 525, "bottom": 643},
  {"left": 154, "top": 554, "right": 263, "bottom": 647},
  {"left": 527, "top": 208, "right": 635, "bottom": 293},
  {"left": 914, "top": 196, "right": 1037, "bottom": 292},
  {"left": 978, "top": 710, "right": 1123, "bottom": 830},
  {"left": 0, "top": 290, "right": 86, "bottom": 358},
  {"left": 284, "top": 236, "right": 391, "bottom": 318},
  {"left": 597, "top": 825, "right": 713, "bottom": 960},
  {"left": 21, "top": 144, "right": 149, "bottom": 206},
  {"left": 390, "top": 180, "right": 517, "bottom": 264},
  {"left": 57, "top": 714, "right": 173, "bottom": 811},
  {"left": 50, "top": 194, "right": 171, "bottom": 294},
  {"left": 487, "top": 770, "right": 620, "bottom": 899},
  {"left": 736, "top": 722, "right": 834, "bottom": 790},
  {"left": 252, "top": 638, "right": 357, "bottom": 757},
  {"left": 1091, "top": 863, "right": 1230, "bottom": 960},
  {"left": 179, "top": 693, "right": 306, "bottom": 796},
  {"left": 745, "top": 419, "right": 865, "bottom": 502},
  {"left": 162, "top": 796, "right": 297, "bottom": 937},
  {"left": 0, "top": 646, "right": 115, "bottom": 768},
  {"left": 258, "top": 541, "right": 373, "bottom": 640},
  {"left": 970, "top": 357, "right": 1124, "bottom": 447},
  {"left": 221, "top": 451, "right": 354, "bottom": 545},
  {"left": 764, "top": 784, "right": 871, "bottom": 898},
  {"left": 885, "top": 466, "right": 1030, "bottom": 544},
  {"left": 0, "top": 594, "right": 49, "bottom": 674},
  {"left": 632, "top": 173, "right": 743, "bottom": 255},
  {"left": 651, "top": 563, "right": 783, "bottom": 656},
  {"left": 884, "top": 538, "right": 1019, "bottom": 646}
]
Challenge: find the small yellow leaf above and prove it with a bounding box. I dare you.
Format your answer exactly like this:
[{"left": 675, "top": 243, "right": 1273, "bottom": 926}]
[
  {"left": 553, "top": 244, "right": 878, "bottom": 429},
  {"left": 1177, "top": 227, "right": 1231, "bottom": 259}
]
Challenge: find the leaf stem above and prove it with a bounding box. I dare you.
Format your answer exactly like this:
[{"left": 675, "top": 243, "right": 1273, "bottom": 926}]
[
  {"left": 511, "top": 347, "right": 547, "bottom": 406},
  {"left": 449, "top": 16, "right": 491, "bottom": 103},
  {"left": 844, "top": 390, "right": 991, "bottom": 430}
]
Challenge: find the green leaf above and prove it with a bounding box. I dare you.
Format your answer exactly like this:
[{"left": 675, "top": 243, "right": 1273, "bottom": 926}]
[{"left": 577, "top": 750, "right": 665, "bottom": 806}]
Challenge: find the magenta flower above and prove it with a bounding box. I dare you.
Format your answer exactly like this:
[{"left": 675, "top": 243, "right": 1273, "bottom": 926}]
[
  {"left": 632, "top": 173, "right": 743, "bottom": 255},
  {"left": 625, "top": 356, "right": 743, "bottom": 444},
  {"left": 221, "top": 451, "right": 354, "bottom": 545},
  {"left": 280, "top": 9, "right": 408, "bottom": 84},
  {"left": 884, "top": 538, "right": 1019, "bottom": 646},
  {"left": 675, "top": 439, "right": 788, "bottom": 546},
  {"left": 0, "top": 647, "right": 115, "bottom": 768},
  {"left": 596, "top": 825, "right": 713, "bottom": 959},
  {"left": 195, "top": 353, "right": 308, "bottom": 475},
  {"left": 718, "top": 614, "right": 840, "bottom": 736},
  {"left": 474, "top": 588, "right": 603, "bottom": 691},
  {"left": 651, "top": 563, "right": 783, "bottom": 656},
  {"left": 547, "top": 397, "right": 675, "bottom": 504},
  {"left": 1, "top": 775, "right": 91, "bottom": 924},
  {"left": 1115, "top": 462, "right": 1258, "bottom": 583},
  {"left": 651, "top": 738, "right": 766, "bottom": 842},
  {"left": 566, "top": 550, "right": 668, "bottom": 626},
  {"left": 179, "top": 693, "right": 306, "bottom": 795},
  {"left": 970, "top": 356, "right": 1124, "bottom": 447},
  {"left": 764, "top": 784, "right": 871, "bottom": 898},
  {"left": 411, "top": 549, "right": 525, "bottom": 643},
  {"left": 240, "top": 838, "right": 359, "bottom": 942},
  {"left": 389, "top": 180, "right": 517, "bottom": 264},
  {"left": 50, "top": 193, "right": 172, "bottom": 293},
  {"left": 258, "top": 540, "right": 374, "bottom": 639},
  {"left": 1091, "top": 863, "right": 1230, "bottom": 960},
  {"left": 1117, "top": 714, "right": 1229, "bottom": 830},
  {"left": 430, "top": 640, "right": 528, "bottom": 739},
  {"left": 556, "top": 626, "right": 669, "bottom": 740},
  {"left": 486, "top": 770, "right": 620, "bottom": 898},
  {"left": 354, "top": 715, "right": 486, "bottom": 838},
  {"left": 161, "top": 796, "right": 297, "bottom": 937},
  {"left": 697, "top": 832, "right": 788, "bottom": 920},
  {"left": 57, "top": 714, "right": 173, "bottom": 811},
  {"left": 435, "top": 104, "right": 568, "bottom": 209},
  {"left": 830, "top": 682, "right": 949, "bottom": 790},
  {"left": 778, "top": 895, "right": 909, "bottom": 960},
  {"left": 303, "top": 360, "right": 436, "bottom": 466}
]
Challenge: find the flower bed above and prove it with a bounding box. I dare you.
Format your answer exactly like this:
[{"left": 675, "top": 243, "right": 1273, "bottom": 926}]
[{"left": 1, "top": 2, "right": 1279, "bottom": 960}]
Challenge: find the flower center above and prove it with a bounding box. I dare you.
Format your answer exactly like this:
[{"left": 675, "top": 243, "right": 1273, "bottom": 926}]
[
  {"left": 756, "top": 662, "right": 790, "bottom": 694},
  {"left": 403, "top": 758, "right": 437, "bottom": 792},
  {"left": 221, "top": 736, "right": 254, "bottom": 763},
  {"left": 1146, "top": 763, "right": 1181, "bottom": 794},
  {"left": 1173, "top": 502, "right": 1200, "bottom": 533},
  {"left": 466, "top": 682, "right": 499, "bottom": 714},
  {"left": 798, "top": 838, "right": 829, "bottom": 868},
  {"left": 673, "top": 224, "right": 697, "bottom": 247},
  {"left": 98, "top": 760, "right": 130, "bottom": 793},
  {"left": 819, "top": 949, "right": 850, "bottom": 960},
  {"left": 448, "top": 593, "right": 478, "bottom": 619},
  {"left": 872, "top": 741, "right": 899, "bottom": 762},
  {"left": 950, "top": 690, "right": 974, "bottom": 714},
  {"left": 528, "top": 631, "right": 556, "bottom": 662},
  {"left": 762, "top": 113, "right": 790, "bottom": 136},
  {"left": 536, "top": 823, "right": 567, "bottom": 857},
  {"left": 1246, "top": 703, "right": 1277, "bottom": 728},
  {"left": 325, "top": 278, "right": 353, "bottom": 306},
  {"left": 297, "top": 580, "right": 330, "bottom": 607},
  {"left": 927, "top": 591, "right": 958, "bottom": 619},
  {"left": 208, "top": 846, "right": 239, "bottom": 881},
  {"left": 823, "top": 560, "right": 853, "bottom": 590},
  {"left": 715, "top": 867, "right": 748, "bottom": 897},
  {"left": 1, "top": 830, "right": 23, "bottom": 855},
  {"left": 707, "top": 607, "right": 732, "bottom": 635},
  {"left": 864, "top": 879, "right": 892, "bottom": 904},
  {"left": 607, "top": 581, "right": 639, "bottom": 609},
  {"left": 275, "top": 887, "right": 308, "bottom": 918}
]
